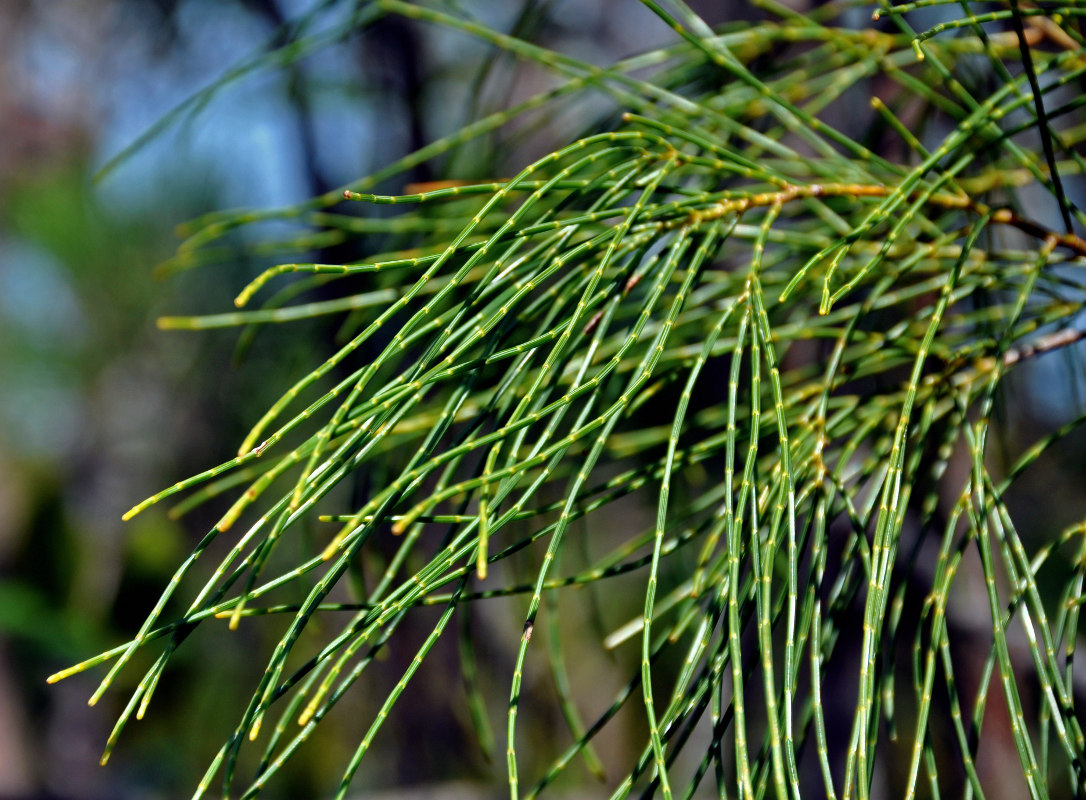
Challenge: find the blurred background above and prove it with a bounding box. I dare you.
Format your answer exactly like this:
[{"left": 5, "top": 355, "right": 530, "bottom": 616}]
[
  {"left": 0, "top": 2, "right": 683, "bottom": 797},
  {"left": 3, "top": 2, "right": 1085, "bottom": 799}
]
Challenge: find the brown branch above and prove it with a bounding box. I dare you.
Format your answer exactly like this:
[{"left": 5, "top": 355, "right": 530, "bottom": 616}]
[
  {"left": 1002, "top": 326, "right": 1086, "bottom": 366},
  {"left": 685, "top": 181, "right": 1086, "bottom": 257}
]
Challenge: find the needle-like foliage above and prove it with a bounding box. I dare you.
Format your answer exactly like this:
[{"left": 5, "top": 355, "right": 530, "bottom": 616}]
[{"left": 55, "top": 0, "right": 1086, "bottom": 797}]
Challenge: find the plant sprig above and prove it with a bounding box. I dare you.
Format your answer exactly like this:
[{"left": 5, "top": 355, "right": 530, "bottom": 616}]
[{"left": 58, "top": 1, "right": 1086, "bottom": 797}]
